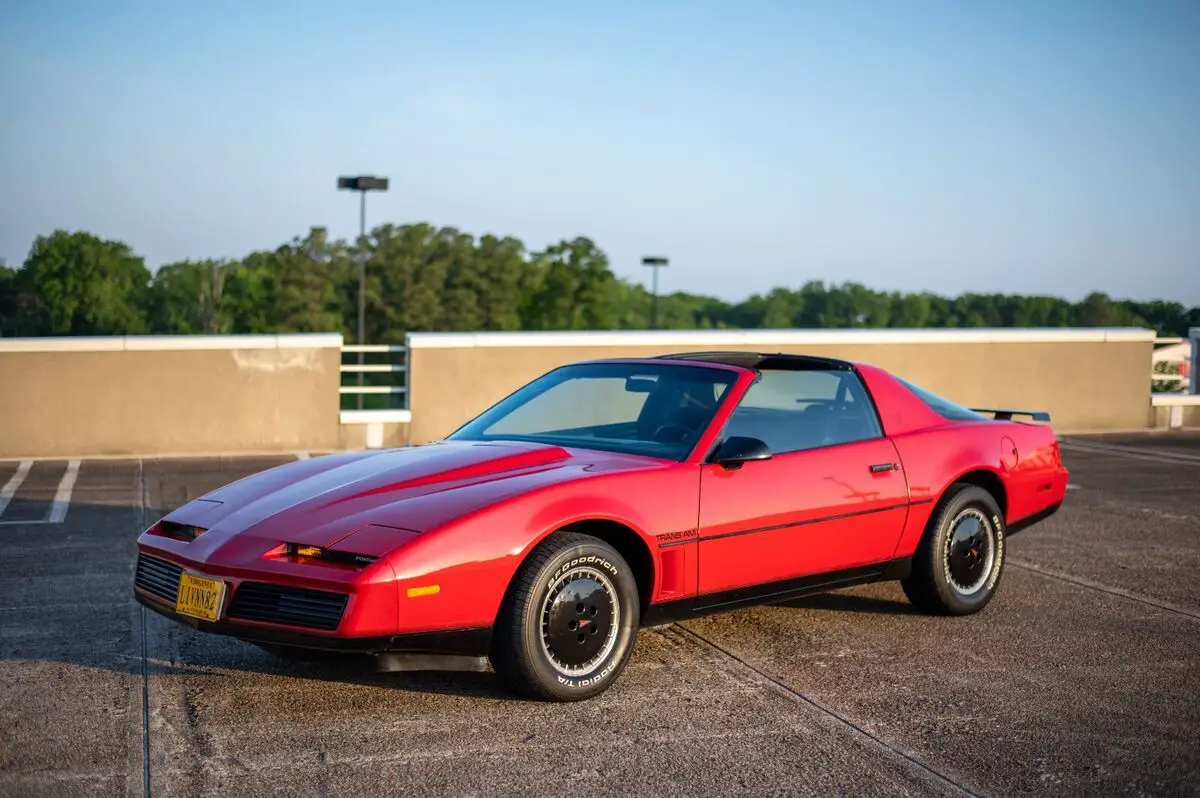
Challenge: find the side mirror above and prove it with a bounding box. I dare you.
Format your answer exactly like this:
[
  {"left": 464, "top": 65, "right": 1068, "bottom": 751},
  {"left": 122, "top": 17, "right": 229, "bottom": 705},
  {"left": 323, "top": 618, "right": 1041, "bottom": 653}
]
[{"left": 710, "top": 436, "right": 772, "bottom": 469}]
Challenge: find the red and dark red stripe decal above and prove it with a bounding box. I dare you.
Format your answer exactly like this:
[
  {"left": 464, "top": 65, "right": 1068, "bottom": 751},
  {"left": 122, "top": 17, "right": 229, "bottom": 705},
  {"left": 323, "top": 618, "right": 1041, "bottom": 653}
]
[{"left": 656, "top": 497, "right": 935, "bottom": 548}]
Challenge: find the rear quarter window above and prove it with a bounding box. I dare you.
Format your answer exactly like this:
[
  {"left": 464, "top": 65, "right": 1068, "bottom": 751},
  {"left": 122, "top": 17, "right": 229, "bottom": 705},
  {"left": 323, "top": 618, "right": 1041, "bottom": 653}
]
[{"left": 897, "top": 377, "right": 987, "bottom": 421}]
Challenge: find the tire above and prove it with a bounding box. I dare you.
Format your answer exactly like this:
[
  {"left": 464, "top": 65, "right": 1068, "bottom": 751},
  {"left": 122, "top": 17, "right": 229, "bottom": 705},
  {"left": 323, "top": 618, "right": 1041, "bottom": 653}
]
[
  {"left": 490, "top": 532, "right": 640, "bottom": 701},
  {"left": 901, "top": 484, "right": 1006, "bottom": 616}
]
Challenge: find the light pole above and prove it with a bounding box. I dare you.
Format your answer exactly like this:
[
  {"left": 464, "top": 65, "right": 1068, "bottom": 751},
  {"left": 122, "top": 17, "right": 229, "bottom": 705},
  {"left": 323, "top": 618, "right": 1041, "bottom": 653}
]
[
  {"left": 337, "top": 175, "right": 389, "bottom": 409},
  {"left": 642, "top": 256, "right": 668, "bottom": 329}
]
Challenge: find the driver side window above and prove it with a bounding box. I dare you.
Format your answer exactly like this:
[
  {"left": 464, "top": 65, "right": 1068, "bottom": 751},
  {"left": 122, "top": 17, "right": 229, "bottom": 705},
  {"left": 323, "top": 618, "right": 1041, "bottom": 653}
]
[{"left": 724, "top": 369, "right": 882, "bottom": 454}]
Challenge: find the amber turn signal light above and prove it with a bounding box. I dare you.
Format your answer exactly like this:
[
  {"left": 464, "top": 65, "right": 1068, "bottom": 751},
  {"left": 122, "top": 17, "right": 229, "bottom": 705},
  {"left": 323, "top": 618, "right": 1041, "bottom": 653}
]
[{"left": 284, "top": 543, "right": 377, "bottom": 566}]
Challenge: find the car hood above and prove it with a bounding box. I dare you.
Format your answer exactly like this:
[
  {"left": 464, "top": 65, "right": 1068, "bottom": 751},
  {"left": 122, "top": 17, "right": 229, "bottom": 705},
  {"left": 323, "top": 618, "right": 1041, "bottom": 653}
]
[{"left": 159, "top": 439, "right": 662, "bottom": 561}]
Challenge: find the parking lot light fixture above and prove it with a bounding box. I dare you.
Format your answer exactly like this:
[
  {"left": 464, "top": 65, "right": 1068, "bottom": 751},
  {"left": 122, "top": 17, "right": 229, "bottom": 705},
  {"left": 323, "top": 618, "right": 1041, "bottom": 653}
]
[
  {"left": 642, "top": 256, "right": 669, "bottom": 329},
  {"left": 338, "top": 176, "right": 389, "bottom": 409}
]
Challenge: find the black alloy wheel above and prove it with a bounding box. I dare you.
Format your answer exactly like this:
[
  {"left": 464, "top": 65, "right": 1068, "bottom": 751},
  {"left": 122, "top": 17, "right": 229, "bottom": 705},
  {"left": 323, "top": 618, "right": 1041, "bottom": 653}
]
[
  {"left": 540, "top": 565, "right": 621, "bottom": 678},
  {"left": 943, "top": 508, "right": 996, "bottom": 596}
]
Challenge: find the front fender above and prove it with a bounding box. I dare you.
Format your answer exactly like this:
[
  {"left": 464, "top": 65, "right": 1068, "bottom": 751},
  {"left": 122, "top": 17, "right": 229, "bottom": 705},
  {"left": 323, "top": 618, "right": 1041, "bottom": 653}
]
[{"left": 379, "top": 466, "right": 699, "bottom": 635}]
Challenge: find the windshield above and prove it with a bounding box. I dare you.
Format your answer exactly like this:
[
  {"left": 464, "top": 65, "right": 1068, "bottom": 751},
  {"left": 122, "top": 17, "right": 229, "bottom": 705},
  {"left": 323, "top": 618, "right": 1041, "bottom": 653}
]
[
  {"left": 896, "top": 376, "right": 987, "bottom": 421},
  {"left": 448, "top": 362, "right": 738, "bottom": 460}
]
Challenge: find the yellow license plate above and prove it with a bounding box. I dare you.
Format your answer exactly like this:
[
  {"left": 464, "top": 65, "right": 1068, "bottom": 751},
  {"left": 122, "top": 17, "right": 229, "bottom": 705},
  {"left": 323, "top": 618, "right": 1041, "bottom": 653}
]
[{"left": 175, "top": 573, "right": 226, "bottom": 622}]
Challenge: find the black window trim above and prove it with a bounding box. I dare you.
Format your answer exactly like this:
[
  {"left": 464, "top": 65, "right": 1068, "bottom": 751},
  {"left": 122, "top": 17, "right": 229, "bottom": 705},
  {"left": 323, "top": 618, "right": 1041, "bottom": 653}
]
[
  {"left": 447, "top": 360, "right": 743, "bottom": 462},
  {"left": 894, "top": 375, "right": 988, "bottom": 422},
  {"left": 704, "top": 362, "right": 889, "bottom": 461}
]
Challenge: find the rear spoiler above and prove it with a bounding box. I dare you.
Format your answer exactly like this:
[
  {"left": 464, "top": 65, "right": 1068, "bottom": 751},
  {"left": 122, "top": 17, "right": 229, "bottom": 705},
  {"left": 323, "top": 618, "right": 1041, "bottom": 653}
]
[{"left": 971, "top": 408, "right": 1052, "bottom": 423}]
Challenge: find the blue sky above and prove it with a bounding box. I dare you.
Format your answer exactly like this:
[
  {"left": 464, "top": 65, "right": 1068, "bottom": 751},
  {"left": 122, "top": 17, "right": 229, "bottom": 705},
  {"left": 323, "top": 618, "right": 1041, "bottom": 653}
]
[{"left": 2, "top": 0, "right": 1198, "bottom": 306}]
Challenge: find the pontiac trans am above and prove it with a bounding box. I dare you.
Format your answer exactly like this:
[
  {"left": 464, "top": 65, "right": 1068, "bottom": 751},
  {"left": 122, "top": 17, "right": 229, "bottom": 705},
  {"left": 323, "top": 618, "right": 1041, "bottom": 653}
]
[{"left": 133, "top": 352, "right": 1068, "bottom": 701}]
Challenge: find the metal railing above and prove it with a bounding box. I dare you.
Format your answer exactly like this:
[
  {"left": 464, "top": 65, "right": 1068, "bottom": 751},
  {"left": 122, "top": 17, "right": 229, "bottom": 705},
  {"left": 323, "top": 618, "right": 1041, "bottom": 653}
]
[
  {"left": 1152, "top": 337, "right": 1192, "bottom": 395},
  {"left": 340, "top": 344, "right": 408, "bottom": 410}
]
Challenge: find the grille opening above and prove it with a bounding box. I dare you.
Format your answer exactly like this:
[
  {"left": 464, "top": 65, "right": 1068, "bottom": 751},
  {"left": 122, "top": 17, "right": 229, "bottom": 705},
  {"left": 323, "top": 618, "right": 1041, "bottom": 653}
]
[
  {"left": 227, "top": 583, "right": 348, "bottom": 631},
  {"left": 135, "top": 554, "right": 182, "bottom": 603}
]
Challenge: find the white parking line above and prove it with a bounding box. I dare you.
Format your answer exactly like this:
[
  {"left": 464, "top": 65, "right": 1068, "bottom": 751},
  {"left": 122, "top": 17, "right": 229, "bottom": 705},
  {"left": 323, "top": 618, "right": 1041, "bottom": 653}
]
[
  {"left": 0, "top": 460, "right": 33, "bottom": 518},
  {"left": 1059, "top": 440, "right": 1200, "bottom": 467},
  {"left": 1066, "top": 440, "right": 1200, "bottom": 462},
  {"left": 1067, "top": 483, "right": 1081, "bottom": 490},
  {"left": 46, "top": 459, "right": 81, "bottom": 524}
]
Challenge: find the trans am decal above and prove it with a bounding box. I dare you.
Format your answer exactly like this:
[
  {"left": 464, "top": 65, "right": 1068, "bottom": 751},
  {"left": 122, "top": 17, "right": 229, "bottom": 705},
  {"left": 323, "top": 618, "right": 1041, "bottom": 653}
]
[{"left": 656, "top": 529, "right": 698, "bottom": 546}]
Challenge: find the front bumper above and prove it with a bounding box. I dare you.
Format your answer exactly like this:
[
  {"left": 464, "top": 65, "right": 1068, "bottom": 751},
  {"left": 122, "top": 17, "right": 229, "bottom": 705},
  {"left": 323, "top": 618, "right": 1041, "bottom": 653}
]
[
  {"left": 134, "top": 591, "right": 492, "bottom": 656},
  {"left": 132, "top": 547, "right": 492, "bottom": 657}
]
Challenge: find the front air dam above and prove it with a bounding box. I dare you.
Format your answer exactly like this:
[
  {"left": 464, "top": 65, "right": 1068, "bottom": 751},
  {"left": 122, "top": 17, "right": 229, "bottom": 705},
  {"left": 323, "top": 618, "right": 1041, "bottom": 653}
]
[{"left": 375, "top": 652, "right": 490, "bottom": 673}]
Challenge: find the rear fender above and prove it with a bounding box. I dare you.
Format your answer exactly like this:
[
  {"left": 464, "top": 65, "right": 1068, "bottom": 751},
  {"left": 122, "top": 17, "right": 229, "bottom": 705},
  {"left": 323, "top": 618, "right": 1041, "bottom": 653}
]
[
  {"left": 1003, "top": 422, "right": 1069, "bottom": 522},
  {"left": 889, "top": 428, "right": 1007, "bottom": 560}
]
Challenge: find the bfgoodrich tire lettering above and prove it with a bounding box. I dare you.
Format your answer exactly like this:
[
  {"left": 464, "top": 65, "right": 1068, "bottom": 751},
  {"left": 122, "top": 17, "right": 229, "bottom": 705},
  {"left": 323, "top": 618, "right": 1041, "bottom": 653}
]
[
  {"left": 490, "top": 532, "right": 639, "bottom": 701},
  {"left": 902, "top": 484, "right": 1006, "bottom": 616}
]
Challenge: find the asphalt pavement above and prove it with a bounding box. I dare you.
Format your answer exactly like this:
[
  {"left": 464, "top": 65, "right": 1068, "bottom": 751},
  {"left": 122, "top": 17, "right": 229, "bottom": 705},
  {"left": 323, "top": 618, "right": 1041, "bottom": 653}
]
[{"left": 2, "top": 434, "right": 1198, "bottom": 797}]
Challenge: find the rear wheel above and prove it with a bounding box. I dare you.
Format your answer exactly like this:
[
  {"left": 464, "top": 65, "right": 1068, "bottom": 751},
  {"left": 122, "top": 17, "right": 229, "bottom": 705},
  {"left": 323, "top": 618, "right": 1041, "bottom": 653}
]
[
  {"left": 490, "top": 532, "right": 639, "bottom": 701},
  {"left": 902, "top": 484, "right": 1006, "bottom": 616}
]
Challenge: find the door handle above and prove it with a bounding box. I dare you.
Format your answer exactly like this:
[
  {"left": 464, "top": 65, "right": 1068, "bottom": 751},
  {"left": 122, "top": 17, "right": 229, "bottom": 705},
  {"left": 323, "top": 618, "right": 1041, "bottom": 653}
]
[{"left": 869, "top": 463, "right": 895, "bottom": 473}]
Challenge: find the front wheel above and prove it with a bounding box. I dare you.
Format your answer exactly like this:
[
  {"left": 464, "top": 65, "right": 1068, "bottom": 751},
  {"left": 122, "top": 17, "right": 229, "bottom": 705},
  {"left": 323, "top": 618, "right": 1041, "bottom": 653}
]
[
  {"left": 490, "top": 532, "right": 640, "bottom": 701},
  {"left": 901, "top": 484, "right": 1006, "bottom": 616}
]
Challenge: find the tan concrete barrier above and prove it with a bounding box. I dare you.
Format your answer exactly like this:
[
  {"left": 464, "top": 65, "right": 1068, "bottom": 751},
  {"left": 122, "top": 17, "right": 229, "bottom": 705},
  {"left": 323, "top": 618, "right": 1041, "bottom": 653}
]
[
  {"left": 1151, "top": 396, "right": 1200, "bottom": 430},
  {"left": 0, "top": 327, "right": 1169, "bottom": 459},
  {"left": 404, "top": 328, "right": 1159, "bottom": 444},
  {"left": 0, "top": 334, "right": 343, "bottom": 459}
]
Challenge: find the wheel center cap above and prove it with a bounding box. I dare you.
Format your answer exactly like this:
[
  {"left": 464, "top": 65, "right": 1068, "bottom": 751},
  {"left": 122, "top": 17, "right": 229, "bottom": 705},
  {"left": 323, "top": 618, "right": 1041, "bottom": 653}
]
[
  {"left": 947, "top": 513, "right": 992, "bottom": 591},
  {"left": 544, "top": 575, "right": 614, "bottom": 668}
]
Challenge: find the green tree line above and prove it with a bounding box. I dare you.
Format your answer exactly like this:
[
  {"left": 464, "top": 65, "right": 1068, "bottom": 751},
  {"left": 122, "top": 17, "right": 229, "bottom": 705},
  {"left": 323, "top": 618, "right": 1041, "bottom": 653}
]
[{"left": 2, "top": 226, "right": 1197, "bottom": 343}]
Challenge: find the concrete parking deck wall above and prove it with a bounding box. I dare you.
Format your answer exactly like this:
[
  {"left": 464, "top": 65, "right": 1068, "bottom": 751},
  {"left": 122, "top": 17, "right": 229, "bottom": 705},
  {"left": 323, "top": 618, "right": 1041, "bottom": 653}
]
[
  {"left": 404, "top": 328, "right": 1159, "bottom": 444},
  {"left": 0, "top": 334, "right": 343, "bottom": 459},
  {"left": 0, "top": 327, "right": 1167, "bottom": 458},
  {"left": 1152, "top": 395, "right": 1200, "bottom": 430}
]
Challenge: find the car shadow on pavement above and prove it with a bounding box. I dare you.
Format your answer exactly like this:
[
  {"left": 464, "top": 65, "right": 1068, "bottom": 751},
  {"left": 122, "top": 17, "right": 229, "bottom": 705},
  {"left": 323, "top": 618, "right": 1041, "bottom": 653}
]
[
  {"left": 209, "top": 642, "right": 532, "bottom": 700},
  {"left": 771, "top": 590, "right": 919, "bottom": 615}
]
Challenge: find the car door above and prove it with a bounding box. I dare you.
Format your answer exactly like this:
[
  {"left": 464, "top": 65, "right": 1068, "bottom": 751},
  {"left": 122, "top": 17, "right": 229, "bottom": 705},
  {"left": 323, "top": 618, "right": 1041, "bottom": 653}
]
[{"left": 696, "top": 366, "right": 910, "bottom": 599}]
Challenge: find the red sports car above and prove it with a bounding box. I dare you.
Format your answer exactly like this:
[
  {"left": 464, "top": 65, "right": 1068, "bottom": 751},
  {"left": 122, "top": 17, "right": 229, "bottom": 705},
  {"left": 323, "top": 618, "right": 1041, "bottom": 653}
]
[{"left": 134, "top": 352, "right": 1068, "bottom": 700}]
